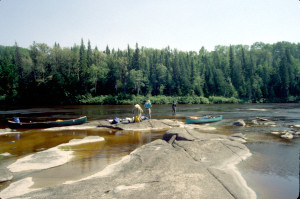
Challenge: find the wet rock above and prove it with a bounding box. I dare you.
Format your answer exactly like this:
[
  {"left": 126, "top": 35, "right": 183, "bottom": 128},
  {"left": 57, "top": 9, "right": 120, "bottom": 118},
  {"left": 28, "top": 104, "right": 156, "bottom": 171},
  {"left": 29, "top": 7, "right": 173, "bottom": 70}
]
[
  {"left": 97, "top": 120, "right": 124, "bottom": 130},
  {"left": 290, "top": 130, "right": 300, "bottom": 138},
  {"left": 162, "top": 127, "right": 195, "bottom": 142},
  {"left": 233, "top": 120, "right": 246, "bottom": 126},
  {"left": 0, "top": 168, "right": 13, "bottom": 183},
  {"left": 0, "top": 128, "right": 12, "bottom": 133},
  {"left": 97, "top": 119, "right": 177, "bottom": 131},
  {"left": 293, "top": 132, "right": 300, "bottom": 138},
  {"left": 263, "top": 121, "right": 276, "bottom": 126},
  {"left": 0, "top": 152, "right": 11, "bottom": 157},
  {"left": 271, "top": 131, "right": 280, "bottom": 135},
  {"left": 230, "top": 133, "right": 246, "bottom": 139},
  {"left": 229, "top": 133, "right": 247, "bottom": 143},
  {"left": 250, "top": 120, "right": 258, "bottom": 125},
  {"left": 256, "top": 117, "right": 269, "bottom": 121},
  {"left": 281, "top": 133, "right": 293, "bottom": 140},
  {"left": 251, "top": 118, "right": 276, "bottom": 126},
  {"left": 270, "top": 130, "right": 300, "bottom": 139}
]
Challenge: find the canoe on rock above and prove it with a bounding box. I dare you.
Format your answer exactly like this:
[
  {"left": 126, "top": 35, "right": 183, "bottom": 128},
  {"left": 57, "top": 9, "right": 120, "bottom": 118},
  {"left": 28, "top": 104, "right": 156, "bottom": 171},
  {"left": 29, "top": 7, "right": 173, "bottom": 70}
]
[
  {"left": 8, "top": 116, "right": 87, "bottom": 129},
  {"left": 186, "top": 115, "right": 222, "bottom": 124}
]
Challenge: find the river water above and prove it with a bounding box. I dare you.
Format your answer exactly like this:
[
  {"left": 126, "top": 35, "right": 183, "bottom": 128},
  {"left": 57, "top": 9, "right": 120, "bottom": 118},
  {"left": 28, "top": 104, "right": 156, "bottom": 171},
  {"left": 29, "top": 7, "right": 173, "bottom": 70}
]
[{"left": 0, "top": 104, "right": 299, "bottom": 199}]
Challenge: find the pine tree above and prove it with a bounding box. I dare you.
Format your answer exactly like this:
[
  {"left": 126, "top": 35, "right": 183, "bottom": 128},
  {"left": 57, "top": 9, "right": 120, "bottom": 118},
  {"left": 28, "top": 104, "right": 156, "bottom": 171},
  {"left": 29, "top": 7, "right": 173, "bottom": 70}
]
[
  {"left": 15, "top": 42, "right": 24, "bottom": 95},
  {"left": 105, "top": 45, "right": 110, "bottom": 55},
  {"left": 132, "top": 43, "right": 140, "bottom": 70},
  {"left": 229, "top": 45, "right": 234, "bottom": 81},
  {"left": 279, "top": 52, "right": 289, "bottom": 99},
  {"left": 79, "top": 39, "right": 88, "bottom": 93},
  {"left": 87, "top": 40, "right": 93, "bottom": 68}
]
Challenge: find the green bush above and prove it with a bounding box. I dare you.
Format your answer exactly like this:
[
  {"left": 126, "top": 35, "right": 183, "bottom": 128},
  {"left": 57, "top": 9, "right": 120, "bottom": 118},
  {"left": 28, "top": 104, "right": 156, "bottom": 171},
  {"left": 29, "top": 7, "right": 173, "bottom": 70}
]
[
  {"left": 287, "top": 95, "right": 300, "bottom": 103},
  {"left": 78, "top": 94, "right": 245, "bottom": 105},
  {"left": 208, "top": 96, "right": 242, "bottom": 104},
  {"left": 0, "top": 95, "right": 6, "bottom": 102}
]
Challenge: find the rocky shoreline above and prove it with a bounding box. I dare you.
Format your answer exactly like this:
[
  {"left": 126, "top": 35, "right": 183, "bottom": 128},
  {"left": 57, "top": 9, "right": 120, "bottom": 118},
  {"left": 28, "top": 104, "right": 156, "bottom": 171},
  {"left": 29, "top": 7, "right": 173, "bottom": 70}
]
[{"left": 1, "top": 119, "right": 256, "bottom": 199}]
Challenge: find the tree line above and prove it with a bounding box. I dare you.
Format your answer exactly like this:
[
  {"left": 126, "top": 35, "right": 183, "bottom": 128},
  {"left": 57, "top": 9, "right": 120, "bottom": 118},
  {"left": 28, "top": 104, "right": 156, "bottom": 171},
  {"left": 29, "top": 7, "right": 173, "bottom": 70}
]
[{"left": 0, "top": 40, "right": 299, "bottom": 105}]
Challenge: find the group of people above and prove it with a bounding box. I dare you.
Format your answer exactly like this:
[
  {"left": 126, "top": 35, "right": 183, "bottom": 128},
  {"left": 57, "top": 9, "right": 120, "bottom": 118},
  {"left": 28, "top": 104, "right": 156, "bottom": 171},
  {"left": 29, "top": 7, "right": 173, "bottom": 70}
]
[
  {"left": 132, "top": 100, "right": 152, "bottom": 122},
  {"left": 132, "top": 100, "right": 177, "bottom": 122}
]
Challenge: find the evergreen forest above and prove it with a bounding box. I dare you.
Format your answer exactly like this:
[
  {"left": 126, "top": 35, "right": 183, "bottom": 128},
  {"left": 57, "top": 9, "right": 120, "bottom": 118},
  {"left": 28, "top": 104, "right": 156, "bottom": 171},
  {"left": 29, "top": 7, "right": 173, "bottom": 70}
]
[{"left": 0, "top": 40, "right": 299, "bottom": 105}]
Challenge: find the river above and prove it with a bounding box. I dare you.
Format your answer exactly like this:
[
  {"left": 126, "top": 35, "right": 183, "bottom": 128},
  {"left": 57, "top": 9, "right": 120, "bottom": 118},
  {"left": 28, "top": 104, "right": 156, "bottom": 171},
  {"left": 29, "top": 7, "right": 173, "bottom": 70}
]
[{"left": 0, "top": 104, "right": 299, "bottom": 199}]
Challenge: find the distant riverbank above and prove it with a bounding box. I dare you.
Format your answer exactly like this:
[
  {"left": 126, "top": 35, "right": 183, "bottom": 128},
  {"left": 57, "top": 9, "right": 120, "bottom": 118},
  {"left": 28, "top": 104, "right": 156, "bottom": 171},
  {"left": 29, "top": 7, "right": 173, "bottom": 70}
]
[
  {"left": 79, "top": 94, "right": 242, "bottom": 105},
  {"left": 2, "top": 93, "right": 300, "bottom": 107},
  {"left": 78, "top": 94, "right": 300, "bottom": 105}
]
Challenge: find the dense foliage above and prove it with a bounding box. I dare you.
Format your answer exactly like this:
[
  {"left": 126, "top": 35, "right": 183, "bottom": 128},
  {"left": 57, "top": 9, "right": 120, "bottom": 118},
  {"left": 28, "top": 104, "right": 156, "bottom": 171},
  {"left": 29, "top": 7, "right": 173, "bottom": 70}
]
[{"left": 0, "top": 40, "right": 299, "bottom": 105}]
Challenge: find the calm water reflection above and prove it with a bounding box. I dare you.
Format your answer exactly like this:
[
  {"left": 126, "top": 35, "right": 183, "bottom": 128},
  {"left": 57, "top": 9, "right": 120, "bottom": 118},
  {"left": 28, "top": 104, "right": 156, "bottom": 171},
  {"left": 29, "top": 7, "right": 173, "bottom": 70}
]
[
  {"left": 238, "top": 141, "right": 299, "bottom": 199},
  {"left": 0, "top": 104, "right": 299, "bottom": 199}
]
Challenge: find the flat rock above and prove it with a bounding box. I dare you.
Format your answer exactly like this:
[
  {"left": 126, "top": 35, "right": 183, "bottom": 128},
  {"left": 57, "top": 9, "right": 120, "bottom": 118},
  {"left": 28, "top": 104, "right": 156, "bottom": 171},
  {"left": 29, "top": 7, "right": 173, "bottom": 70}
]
[
  {"left": 97, "top": 119, "right": 176, "bottom": 131},
  {"left": 229, "top": 133, "right": 247, "bottom": 143},
  {"left": 230, "top": 133, "right": 247, "bottom": 139},
  {"left": 271, "top": 131, "right": 280, "bottom": 135},
  {"left": 263, "top": 121, "right": 276, "bottom": 126},
  {"left": 250, "top": 120, "right": 259, "bottom": 125},
  {"left": 13, "top": 127, "right": 255, "bottom": 199},
  {"left": 256, "top": 117, "right": 269, "bottom": 121},
  {"left": 233, "top": 120, "right": 246, "bottom": 126},
  {"left": 0, "top": 168, "right": 13, "bottom": 183},
  {"left": 281, "top": 133, "right": 294, "bottom": 140}
]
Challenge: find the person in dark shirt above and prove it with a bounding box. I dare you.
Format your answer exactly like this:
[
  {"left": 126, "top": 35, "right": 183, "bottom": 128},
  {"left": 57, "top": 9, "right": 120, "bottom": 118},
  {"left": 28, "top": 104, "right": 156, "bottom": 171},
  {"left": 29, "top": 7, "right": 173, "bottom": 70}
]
[{"left": 172, "top": 101, "right": 176, "bottom": 115}]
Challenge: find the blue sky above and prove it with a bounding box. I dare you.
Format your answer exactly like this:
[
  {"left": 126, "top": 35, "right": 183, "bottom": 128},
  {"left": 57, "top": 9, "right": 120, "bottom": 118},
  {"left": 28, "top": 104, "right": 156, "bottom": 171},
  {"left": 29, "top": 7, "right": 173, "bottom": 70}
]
[{"left": 0, "top": 0, "right": 299, "bottom": 51}]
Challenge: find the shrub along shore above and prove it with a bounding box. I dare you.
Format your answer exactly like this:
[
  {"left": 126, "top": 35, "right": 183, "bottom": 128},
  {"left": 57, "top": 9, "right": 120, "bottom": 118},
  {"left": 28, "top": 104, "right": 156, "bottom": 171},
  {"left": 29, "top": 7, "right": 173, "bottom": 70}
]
[{"left": 78, "top": 94, "right": 243, "bottom": 105}]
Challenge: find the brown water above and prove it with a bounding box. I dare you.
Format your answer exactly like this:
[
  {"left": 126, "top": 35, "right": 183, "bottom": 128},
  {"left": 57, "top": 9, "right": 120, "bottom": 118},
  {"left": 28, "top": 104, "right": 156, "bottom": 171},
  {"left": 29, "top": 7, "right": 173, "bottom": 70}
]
[
  {"left": 0, "top": 128, "right": 165, "bottom": 189},
  {"left": 0, "top": 104, "right": 299, "bottom": 198}
]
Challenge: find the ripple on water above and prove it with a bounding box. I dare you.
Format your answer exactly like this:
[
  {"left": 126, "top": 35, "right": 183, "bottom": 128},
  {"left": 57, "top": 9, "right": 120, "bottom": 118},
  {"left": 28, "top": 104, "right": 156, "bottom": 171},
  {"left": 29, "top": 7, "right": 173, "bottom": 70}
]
[{"left": 238, "top": 141, "right": 299, "bottom": 199}]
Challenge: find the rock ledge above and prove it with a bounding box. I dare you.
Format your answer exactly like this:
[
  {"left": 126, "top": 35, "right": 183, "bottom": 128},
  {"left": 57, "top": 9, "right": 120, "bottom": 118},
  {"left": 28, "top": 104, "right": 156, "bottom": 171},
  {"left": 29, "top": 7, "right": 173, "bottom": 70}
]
[{"left": 13, "top": 127, "right": 256, "bottom": 199}]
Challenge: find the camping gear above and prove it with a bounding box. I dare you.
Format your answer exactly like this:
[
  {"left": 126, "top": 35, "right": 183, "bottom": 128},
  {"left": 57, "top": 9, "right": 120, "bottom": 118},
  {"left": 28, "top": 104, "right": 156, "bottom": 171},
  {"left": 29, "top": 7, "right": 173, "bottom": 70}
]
[
  {"left": 141, "top": 116, "right": 149, "bottom": 120},
  {"left": 12, "top": 117, "right": 20, "bottom": 123},
  {"left": 135, "top": 116, "right": 141, "bottom": 122},
  {"left": 112, "top": 117, "right": 120, "bottom": 124}
]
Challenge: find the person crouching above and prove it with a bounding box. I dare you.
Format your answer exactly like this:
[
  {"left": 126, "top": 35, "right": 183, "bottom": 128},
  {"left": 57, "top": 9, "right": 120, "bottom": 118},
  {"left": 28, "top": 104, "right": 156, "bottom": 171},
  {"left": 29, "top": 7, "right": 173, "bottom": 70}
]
[{"left": 132, "top": 104, "right": 143, "bottom": 122}]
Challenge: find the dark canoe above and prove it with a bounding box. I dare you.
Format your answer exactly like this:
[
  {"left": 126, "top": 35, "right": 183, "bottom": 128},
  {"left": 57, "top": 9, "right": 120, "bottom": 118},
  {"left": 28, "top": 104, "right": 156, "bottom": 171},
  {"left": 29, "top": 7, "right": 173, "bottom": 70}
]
[
  {"left": 186, "top": 115, "right": 222, "bottom": 124},
  {"left": 8, "top": 116, "right": 87, "bottom": 129}
]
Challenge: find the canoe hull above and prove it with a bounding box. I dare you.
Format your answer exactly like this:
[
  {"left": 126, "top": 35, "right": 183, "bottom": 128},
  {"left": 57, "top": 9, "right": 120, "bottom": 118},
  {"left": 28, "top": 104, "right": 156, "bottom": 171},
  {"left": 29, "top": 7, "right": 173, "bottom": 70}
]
[
  {"left": 8, "top": 116, "right": 87, "bottom": 129},
  {"left": 186, "top": 116, "right": 222, "bottom": 124}
]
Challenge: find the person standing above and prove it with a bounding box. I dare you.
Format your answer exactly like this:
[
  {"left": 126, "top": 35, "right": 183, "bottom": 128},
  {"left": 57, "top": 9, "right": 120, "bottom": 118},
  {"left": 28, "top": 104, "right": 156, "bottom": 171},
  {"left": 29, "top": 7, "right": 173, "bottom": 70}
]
[
  {"left": 144, "top": 100, "right": 152, "bottom": 119},
  {"left": 172, "top": 101, "right": 176, "bottom": 115}
]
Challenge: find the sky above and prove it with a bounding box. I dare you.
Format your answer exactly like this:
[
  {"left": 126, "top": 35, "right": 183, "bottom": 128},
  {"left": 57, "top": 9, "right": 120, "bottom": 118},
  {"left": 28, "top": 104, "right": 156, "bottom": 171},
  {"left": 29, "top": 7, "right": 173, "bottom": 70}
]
[{"left": 0, "top": 0, "right": 299, "bottom": 51}]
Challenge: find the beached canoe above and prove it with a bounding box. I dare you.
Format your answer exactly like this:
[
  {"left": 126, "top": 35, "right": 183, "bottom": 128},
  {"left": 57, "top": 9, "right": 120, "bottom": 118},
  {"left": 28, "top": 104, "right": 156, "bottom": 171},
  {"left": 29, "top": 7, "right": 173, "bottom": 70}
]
[
  {"left": 8, "top": 116, "right": 87, "bottom": 129},
  {"left": 186, "top": 115, "right": 222, "bottom": 124}
]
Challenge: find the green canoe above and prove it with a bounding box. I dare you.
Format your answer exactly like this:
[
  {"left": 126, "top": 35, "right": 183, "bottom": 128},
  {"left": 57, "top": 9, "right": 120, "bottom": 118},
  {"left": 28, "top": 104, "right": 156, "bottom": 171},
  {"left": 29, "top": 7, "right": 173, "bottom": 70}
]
[
  {"left": 8, "top": 116, "right": 87, "bottom": 129},
  {"left": 186, "top": 115, "right": 222, "bottom": 124}
]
